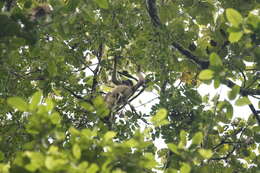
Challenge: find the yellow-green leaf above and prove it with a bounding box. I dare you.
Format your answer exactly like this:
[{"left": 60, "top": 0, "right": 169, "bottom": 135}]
[
  {"left": 192, "top": 132, "right": 203, "bottom": 145},
  {"left": 7, "top": 97, "right": 28, "bottom": 112},
  {"left": 45, "top": 157, "right": 67, "bottom": 170},
  {"left": 125, "top": 139, "right": 138, "bottom": 147},
  {"left": 151, "top": 108, "right": 169, "bottom": 127},
  {"left": 45, "top": 97, "right": 54, "bottom": 111},
  {"left": 228, "top": 31, "right": 243, "bottom": 43},
  {"left": 235, "top": 97, "right": 251, "bottom": 106},
  {"left": 93, "top": 96, "right": 105, "bottom": 108},
  {"left": 226, "top": 8, "right": 243, "bottom": 27},
  {"left": 198, "top": 69, "right": 214, "bottom": 80},
  {"left": 179, "top": 130, "right": 187, "bottom": 148},
  {"left": 210, "top": 53, "right": 223, "bottom": 66},
  {"left": 80, "top": 102, "right": 95, "bottom": 112},
  {"left": 180, "top": 163, "right": 191, "bottom": 173},
  {"left": 86, "top": 163, "right": 99, "bottom": 173},
  {"left": 72, "top": 144, "right": 81, "bottom": 159},
  {"left": 95, "top": 0, "right": 108, "bottom": 9},
  {"left": 198, "top": 149, "right": 213, "bottom": 159},
  {"left": 29, "top": 91, "right": 42, "bottom": 111},
  {"left": 50, "top": 112, "right": 61, "bottom": 125},
  {"left": 104, "top": 131, "right": 116, "bottom": 141}
]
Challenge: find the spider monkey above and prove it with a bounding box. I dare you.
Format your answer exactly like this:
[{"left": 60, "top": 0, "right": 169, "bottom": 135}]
[{"left": 105, "top": 57, "right": 145, "bottom": 109}]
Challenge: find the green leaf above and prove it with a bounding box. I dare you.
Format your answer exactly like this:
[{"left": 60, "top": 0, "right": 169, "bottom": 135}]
[
  {"left": 180, "top": 163, "right": 191, "bottom": 173},
  {"left": 151, "top": 108, "right": 169, "bottom": 127},
  {"left": 228, "top": 31, "right": 243, "bottom": 43},
  {"left": 0, "top": 151, "right": 4, "bottom": 161},
  {"left": 80, "top": 102, "right": 95, "bottom": 112},
  {"left": 179, "top": 130, "right": 187, "bottom": 148},
  {"left": 45, "top": 157, "right": 68, "bottom": 171},
  {"left": 228, "top": 85, "right": 240, "bottom": 100},
  {"left": 86, "top": 163, "right": 99, "bottom": 173},
  {"left": 24, "top": 152, "right": 44, "bottom": 172},
  {"left": 93, "top": 96, "right": 105, "bottom": 108},
  {"left": 7, "top": 97, "right": 28, "bottom": 112},
  {"left": 72, "top": 144, "right": 81, "bottom": 159},
  {"left": 247, "top": 13, "right": 260, "bottom": 29},
  {"left": 45, "top": 97, "right": 55, "bottom": 111},
  {"left": 47, "top": 60, "right": 57, "bottom": 77},
  {"left": 192, "top": 132, "right": 203, "bottom": 145},
  {"left": 168, "top": 144, "right": 180, "bottom": 155},
  {"left": 29, "top": 91, "right": 42, "bottom": 111},
  {"left": 95, "top": 0, "right": 109, "bottom": 9},
  {"left": 125, "top": 139, "right": 138, "bottom": 147},
  {"left": 104, "top": 131, "right": 117, "bottom": 141},
  {"left": 198, "top": 149, "right": 213, "bottom": 159},
  {"left": 226, "top": 8, "right": 243, "bottom": 27},
  {"left": 210, "top": 53, "right": 223, "bottom": 66},
  {"left": 50, "top": 112, "right": 61, "bottom": 125},
  {"left": 235, "top": 97, "right": 251, "bottom": 106},
  {"left": 198, "top": 69, "right": 214, "bottom": 80}
]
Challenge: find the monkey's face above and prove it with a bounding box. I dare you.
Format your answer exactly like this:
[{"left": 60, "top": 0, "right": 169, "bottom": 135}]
[{"left": 122, "top": 80, "right": 133, "bottom": 86}]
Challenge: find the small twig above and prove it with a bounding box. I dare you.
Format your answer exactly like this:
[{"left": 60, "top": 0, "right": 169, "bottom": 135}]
[
  {"left": 62, "top": 86, "right": 90, "bottom": 103},
  {"left": 135, "top": 97, "right": 159, "bottom": 108},
  {"left": 91, "top": 43, "right": 103, "bottom": 93}
]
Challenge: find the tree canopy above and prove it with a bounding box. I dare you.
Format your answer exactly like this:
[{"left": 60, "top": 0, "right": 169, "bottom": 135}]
[{"left": 0, "top": 0, "right": 260, "bottom": 173}]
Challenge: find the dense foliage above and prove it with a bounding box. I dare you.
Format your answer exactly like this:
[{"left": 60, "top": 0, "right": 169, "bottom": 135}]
[{"left": 1, "top": 0, "right": 260, "bottom": 172}]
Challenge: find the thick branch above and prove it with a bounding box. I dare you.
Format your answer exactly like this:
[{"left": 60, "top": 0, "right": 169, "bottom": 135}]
[{"left": 248, "top": 104, "right": 260, "bottom": 126}]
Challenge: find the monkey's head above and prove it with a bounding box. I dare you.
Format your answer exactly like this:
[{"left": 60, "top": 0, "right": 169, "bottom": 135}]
[
  {"left": 30, "top": 5, "right": 51, "bottom": 21},
  {"left": 122, "top": 79, "right": 133, "bottom": 86}
]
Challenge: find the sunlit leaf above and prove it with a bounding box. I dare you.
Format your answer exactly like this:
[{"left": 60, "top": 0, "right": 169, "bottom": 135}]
[
  {"left": 72, "top": 144, "right": 81, "bottom": 159},
  {"left": 235, "top": 97, "right": 251, "bottom": 106},
  {"left": 192, "top": 132, "right": 203, "bottom": 145},
  {"left": 226, "top": 8, "right": 243, "bottom": 27},
  {"left": 50, "top": 112, "right": 61, "bottom": 125},
  {"left": 179, "top": 130, "right": 187, "bottom": 148},
  {"left": 86, "top": 163, "right": 99, "bottom": 173},
  {"left": 151, "top": 108, "right": 169, "bottom": 127},
  {"left": 180, "top": 163, "right": 191, "bottom": 173},
  {"left": 228, "top": 32, "right": 243, "bottom": 43},
  {"left": 198, "top": 149, "right": 213, "bottom": 159},
  {"left": 29, "top": 91, "right": 42, "bottom": 111},
  {"left": 45, "top": 157, "right": 68, "bottom": 170},
  {"left": 7, "top": 97, "right": 28, "bottom": 112},
  {"left": 210, "top": 53, "right": 223, "bottom": 66},
  {"left": 198, "top": 69, "right": 214, "bottom": 80},
  {"left": 104, "top": 131, "right": 116, "bottom": 141},
  {"left": 45, "top": 97, "right": 54, "bottom": 111}
]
